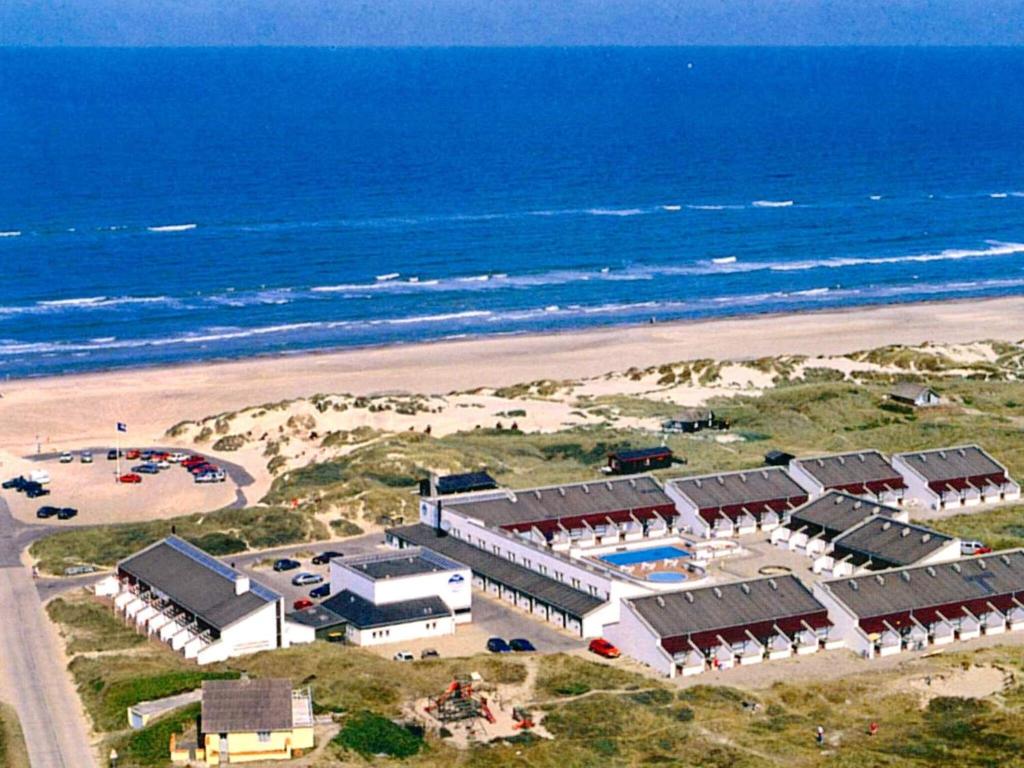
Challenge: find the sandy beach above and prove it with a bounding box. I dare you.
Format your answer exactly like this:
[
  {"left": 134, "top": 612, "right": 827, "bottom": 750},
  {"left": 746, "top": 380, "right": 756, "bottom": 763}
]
[{"left": 3, "top": 296, "right": 1024, "bottom": 458}]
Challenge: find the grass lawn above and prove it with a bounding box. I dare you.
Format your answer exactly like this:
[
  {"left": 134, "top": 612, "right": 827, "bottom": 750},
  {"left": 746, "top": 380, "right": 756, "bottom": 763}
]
[
  {"left": 0, "top": 704, "right": 29, "bottom": 768},
  {"left": 46, "top": 594, "right": 145, "bottom": 654}
]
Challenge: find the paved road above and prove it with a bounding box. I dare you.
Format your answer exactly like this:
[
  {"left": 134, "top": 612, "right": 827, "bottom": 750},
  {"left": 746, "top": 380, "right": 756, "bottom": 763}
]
[{"left": 0, "top": 500, "right": 96, "bottom": 768}]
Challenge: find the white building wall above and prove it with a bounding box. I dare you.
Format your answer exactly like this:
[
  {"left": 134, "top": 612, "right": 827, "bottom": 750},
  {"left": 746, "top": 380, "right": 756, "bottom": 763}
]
[
  {"left": 787, "top": 463, "right": 827, "bottom": 499},
  {"left": 603, "top": 602, "right": 675, "bottom": 677},
  {"left": 347, "top": 615, "right": 456, "bottom": 647},
  {"left": 663, "top": 485, "right": 712, "bottom": 538},
  {"left": 216, "top": 600, "right": 281, "bottom": 660},
  {"left": 812, "top": 583, "right": 873, "bottom": 657}
]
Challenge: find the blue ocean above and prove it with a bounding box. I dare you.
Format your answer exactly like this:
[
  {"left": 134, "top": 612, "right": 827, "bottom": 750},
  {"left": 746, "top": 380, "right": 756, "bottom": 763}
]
[{"left": 1, "top": 47, "right": 1023, "bottom": 378}]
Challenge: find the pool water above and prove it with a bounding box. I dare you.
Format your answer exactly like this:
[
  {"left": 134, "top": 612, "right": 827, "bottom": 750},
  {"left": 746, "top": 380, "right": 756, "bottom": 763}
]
[
  {"left": 600, "top": 545, "right": 691, "bottom": 567},
  {"left": 647, "top": 571, "right": 687, "bottom": 583}
]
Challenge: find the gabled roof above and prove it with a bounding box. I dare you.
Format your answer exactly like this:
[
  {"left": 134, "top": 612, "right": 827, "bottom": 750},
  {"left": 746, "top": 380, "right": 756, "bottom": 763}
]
[
  {"left": 285, "top": 605, "right": 345, "bottom": 630},
  {"left": 202, "top": 679, "right": 293, "bottom": 734},
  {"left": 791, "top": 450, "right": 903, "bottom": 490},
  {"left": 388, "top": 524, "right": 605, "bottom": 618},
  {"left": 894, "top": 445, "right": 1008, "bottom": 484},
  {"left": 627, "top": 575, "right": 826, "bottom": 639},
  {"left": 321, "top": 590, "right": 451, "bottom": 630},
  {"left": 822, "top": 549, "right": 1024, "bottom": 619},
  {"left": 787, "top": 491, "right": 902, "bottom": 539},
  {"left": 441, "top": 475, "right": 674, "bottom": 527},
  {"left": 118, "top": 537, "right": 279, "bottom": 631},
  {"left": 669, "top": 467, "right": 807, "bottom": 510},
  {"left": 611, "top": 447, "right": 673, "bottom": 462},
  {"left": 832, "top": 517, "right": 954, "bottom": 567},
  {"left": 890, "top": 382, "right": 938, "bottom": 401}
]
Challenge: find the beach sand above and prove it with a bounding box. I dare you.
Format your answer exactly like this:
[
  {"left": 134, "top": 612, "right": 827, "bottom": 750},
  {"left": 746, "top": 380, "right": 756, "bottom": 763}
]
[{"left": 3, "top": 296, "right": 1024, "bottom": 458}]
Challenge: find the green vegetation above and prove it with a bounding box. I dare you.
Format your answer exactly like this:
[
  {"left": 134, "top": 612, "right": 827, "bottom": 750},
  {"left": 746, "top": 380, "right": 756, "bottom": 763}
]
[
  {"left": 211, "top": 434, "right": 246, "bottom": 451},
  {"left": 30, "top": 505, "right": 328, "bottom": 575},
  {"left": 110, "top": 703, "right": 200, "bottom": 767},
  {"left": 930, "top": 504, "right": 1024, "bottom": 551},
  {"left": 45, "top": 595, "right": 145, "bottom": 654},
  {"left": 0, "top": 704, "right": 29, "bottom": 768},
  {"left": 334, "top": 711, "right": 423, "bottom": 759}
]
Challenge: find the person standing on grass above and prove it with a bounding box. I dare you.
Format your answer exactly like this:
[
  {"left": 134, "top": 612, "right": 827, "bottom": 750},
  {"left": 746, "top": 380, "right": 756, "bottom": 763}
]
[{"left": 816, "top": 725, "right": 825, "bottom": 747}]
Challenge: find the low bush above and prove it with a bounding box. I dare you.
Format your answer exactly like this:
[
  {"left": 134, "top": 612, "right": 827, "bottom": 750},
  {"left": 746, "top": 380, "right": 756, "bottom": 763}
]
[{"left": 333, "top": 711, "right": 422, "bottom": 758}]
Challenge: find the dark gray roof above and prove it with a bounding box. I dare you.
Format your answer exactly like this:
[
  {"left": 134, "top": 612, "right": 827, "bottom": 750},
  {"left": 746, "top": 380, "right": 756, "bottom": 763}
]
[
  {"left": 436, "top": 472, "right": 498, "bottom": 495},
  {"left": 343, "top": 548, "right": 464, "bottom": 580},
  {"left": 628, "top": 575, "right": 825, "bottom": 639},
  {"left": 823, "top": 549, "right": 1024, "bottom": 618},
  {"left": 285, "top": 605, "right": 344, "bottom": 630},
  {"left": 202, "top": 679, "right": 293, "bottom": 734},
  {"left": 792, "top": 450, "right": 902, "bottom": 488},
  {"left": 388, "top": 524, "right": 605, "bottom": 618},
  {"left": 612, "top": 447, "right": 673, "bottom": 462},
  {"left": 442, "top": 475, "right": 673, "bottom": 527},
  {"left": 895, "top": 445, "right": 1007, "bottom": 483},
  {"left": 890, "top": 382, "right": 937, "bottom": 401},
  {"left": 321, "top": 590, "right": 451, "bottom": 629},
  {"left": 118, "top": 537, "right": 278, "bottom": 631},
  {"left": 670, "top": 467, "right": 807, "bottom": 509},
  {"left": 832, "top": 517, "right": 954, "bottom": 567},
  {"left": 787, "top": 491, "right": 902, "bottom": 538}
]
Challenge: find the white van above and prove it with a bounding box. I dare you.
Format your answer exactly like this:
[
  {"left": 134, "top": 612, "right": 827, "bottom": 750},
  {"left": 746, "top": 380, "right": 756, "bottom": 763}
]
[{"left": 29, "top": 469, "right": 51, "bottom": 485}]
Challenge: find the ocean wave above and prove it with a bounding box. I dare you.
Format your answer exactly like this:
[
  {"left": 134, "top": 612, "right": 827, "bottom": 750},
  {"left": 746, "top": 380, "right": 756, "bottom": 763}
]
[
  {"left": 751, "top": 200, "right": 794, "bottom": 208},
  {"left": 0, "top": 230, "right": 21, "bottom": 238},
  {"left": 0, "top": 295, "right": 178, "bottom": 318},
  {"left": 147, "top": 223, "right": 197, "bottom": 233},
  {"left": 869, "top": 195, "right": 883, "bottom": 201},
  {"left": 990, "top": 193, "right": 1009, "bottom": 199},
  {"left": 586, "top": 208, "right": 646, "bottom": 217}
]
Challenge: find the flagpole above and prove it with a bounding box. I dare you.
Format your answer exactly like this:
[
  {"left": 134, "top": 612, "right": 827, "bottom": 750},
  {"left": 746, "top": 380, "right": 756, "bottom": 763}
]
[{"left": 116, "top": 426, "right": 121, "bottom": 481}]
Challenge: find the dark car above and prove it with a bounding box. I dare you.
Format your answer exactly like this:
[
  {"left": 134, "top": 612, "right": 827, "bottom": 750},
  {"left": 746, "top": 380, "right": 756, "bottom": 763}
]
[
  {"left": 57, "top": 507, "right": 78, "bottom": 520},
  {"left": 25, "top": 483, "right": 50, "bottom": 498},
  {"left": 36, "top": 505, "right": 60, "bottom": 519},
  {"left": 273, "top": 558, "right": 300, "bottom": 572},
  {"left": 107, "top": 449, "right": 123, "bottom": 460},
  {"left": 312, "top": 550, "right": 343, "bottom": 565},
  {"left": 486, "top": 637, "right": 511, "bottom": 653},
  {"left": 309, "top": 583, "right": 331, "bottom": 599},
  {"left": 2, "top": 476, "right": 26, "bottom": 490},
  {"left": 420, "top": 648, "right": 440, "bottom": 659},
  {"left": 509, "top": 638, "right": 536, "bottom": 652},
  {"left": 133, "top": 463, "right": 160, "bottom": 474}
]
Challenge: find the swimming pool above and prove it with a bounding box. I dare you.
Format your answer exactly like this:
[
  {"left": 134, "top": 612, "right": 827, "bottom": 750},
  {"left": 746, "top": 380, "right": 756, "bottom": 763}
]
[
  {"left": 600, "top": 545, "right": 691, "bottom": 567},
  {"left": 647, "top": 571, "right": 687, "bottom": 583}
]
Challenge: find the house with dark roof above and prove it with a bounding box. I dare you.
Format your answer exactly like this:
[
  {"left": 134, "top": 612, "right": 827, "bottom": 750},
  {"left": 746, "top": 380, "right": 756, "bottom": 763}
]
[
  {"left": 606, "top": 446, "right": 675, "bottom": 475},
  {"left": 419, "top": 471, "right": 498, "bottom": 497},
  {"left": 666, "top": 467, "right": 809, "bottom": 538},
  {"left": 825, "top": 517, "right": 960, "bottom": 575},
  {"left": 662, "top": 409, "right": 718, "bottom": 433},
  {"left": 788, "top": 450, "right": 906, "bottom": 505},
  {"left": 169, "top": 678, "right": 314, "bottom": 765},
  {"left": 814, "top": 549, "right": 1024, "bottom": 658},
  {"left": 316, "top": 548, "right": 471, "bottom": 646},
  {"left": 892, "top": 445, "right": 1020, "bottom": 511},
  {"left": 772, "top": 491, "right": 907, "bottom": 557},
  {"left": 889, "top": 382, "right": 941, "bottom": 408},
  {"left": 95, "top": 536, "right": 291, "bottom": 665},
  {"left": 605, "top": 575, "right": 837, "bottom": 677}
]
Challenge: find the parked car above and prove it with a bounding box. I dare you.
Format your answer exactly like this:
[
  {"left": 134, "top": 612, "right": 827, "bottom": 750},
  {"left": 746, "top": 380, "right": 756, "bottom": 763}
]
[
  {"left": 588, "top": 638, "right": 621, "bottom": 659},
  {"left": 312, "top": 550, "right": 343, "bottom": 565},
  {"left": 292, "top": 598, "right": 314, "bottom": 611},
  {"left": 25, "top": 483, "right": 50, "bottom": 498},
  {"left": 291, "top": 572, "right": 324, "bottom": 587},
  {"left": 189, "top": 463, "right": 217, "bottom": 475},
  {"left": 393, "top": 651, "right": 415, "bottom": 662},
  {"left": 195, "top": 470, "right": 226, "bottom": 484},
  {"left": 118, "top": 473, "right": 142, "bottom": 484},
  {"left": 132, "top": 463, "right": 160, "bottom": 474},
  {"left": 29, "top": 469, "right": 51, "bottom": 485},
  {"left": 57, "top": 507, "right": 78, "bottom": 520},
  {"left": 309, "top": 584, "right": 331, "bottom": 599},
  {"left": 182, "top": 456, "right": 207, "bottom": 468},
  {"left": 168, "top": 452, "right": 189, "bottom": 463},
  {"left": 80, "top": 450, "right": 93, "bottom": 463},
  {"left": 486, "top": 637, "right": 512, "bottom": 653},
  {"left": 961, "top": 540, "right": 993, "bottom": 556},
  {"left": 154, "top": 460, "right": 171, "bottom": 470},
  {"left": 125, "top": 449, "right": 140, "bottom": 460},
  {"left": 420, "top": 648, "right": 440, "bottom": 659},
  {"left": 36, "top": 505, "right": 60, "bottom": 519},
  {"left": 326, "top": 630, "right": 345, "bottom": 643},
  {"left": 59, "top": 451, "right": 73, "bottom": 463},
  {"left": 509, "top": 638, "right": 536, "bottom": 652},
  {"left": 1, "top": 476, "right": 26, "bottom": 490},
  {"left": 107, "top": 449, "right": 123, "bottom": 460},
  {"left": 273, "top": 558, "right": 300, "bottom": 572}
]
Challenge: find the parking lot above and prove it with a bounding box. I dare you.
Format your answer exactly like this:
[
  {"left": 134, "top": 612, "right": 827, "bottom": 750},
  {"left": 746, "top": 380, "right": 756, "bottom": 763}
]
[{"left": 238, "top": 533, "right": 587, "bottom": 659}]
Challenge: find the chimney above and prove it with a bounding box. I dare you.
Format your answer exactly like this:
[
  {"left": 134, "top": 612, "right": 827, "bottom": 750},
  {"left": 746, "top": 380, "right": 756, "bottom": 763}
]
[{"left": 234, "top": 576, "right": 250, "bottom": 596}]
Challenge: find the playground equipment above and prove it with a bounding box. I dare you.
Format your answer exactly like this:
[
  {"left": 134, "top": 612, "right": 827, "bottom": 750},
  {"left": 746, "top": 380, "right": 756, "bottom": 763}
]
[{"left": 425, "top": 677, "right": 496, "bottom": 724}]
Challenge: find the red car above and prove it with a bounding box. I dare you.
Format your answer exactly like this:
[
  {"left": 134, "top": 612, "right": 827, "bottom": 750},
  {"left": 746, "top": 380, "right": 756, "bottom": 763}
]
[
  {"left": 293, "top": 598, "right": 313, "bottom": 611},
  {"left": 125, "top": 449, "right": 141, "bottom": 460},
  {"left": 189, "top": 463, "right": 218, "bottom": 475},
  {"left": 182, "top": 456, "right": 206, "bottom": 467},
  {"left": 588, "top": 638, "right": 621, "bottom": 659},
  {"left": 118, "top": 473, "right": 142, "bottom": 484}
]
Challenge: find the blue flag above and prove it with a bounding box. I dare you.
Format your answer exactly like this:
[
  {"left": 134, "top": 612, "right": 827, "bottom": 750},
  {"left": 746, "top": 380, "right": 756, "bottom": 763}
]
[{"left": 117, "top": 422, "right": 127, "bottom": 433}]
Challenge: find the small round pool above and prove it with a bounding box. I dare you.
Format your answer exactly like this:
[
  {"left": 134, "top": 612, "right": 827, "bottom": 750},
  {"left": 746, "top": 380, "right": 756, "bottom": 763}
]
[{"left": 648, "top": 571, "right": 687, "bottom": 583}]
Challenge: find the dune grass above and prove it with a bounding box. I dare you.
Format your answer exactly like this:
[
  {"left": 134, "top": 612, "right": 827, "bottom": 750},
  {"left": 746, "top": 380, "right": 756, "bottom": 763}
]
[
  {"left": 0, "top": 704, "right": 29, "bottom": 768},
  {"left": 45, "top": 594, "right": 145, "bottom": 654}
]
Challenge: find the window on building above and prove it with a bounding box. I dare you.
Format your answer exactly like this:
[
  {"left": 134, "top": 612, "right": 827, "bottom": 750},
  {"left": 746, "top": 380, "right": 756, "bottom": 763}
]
[
  {"left": 492, "top": 545, "right": 500, "bottom": 555},
  {"left": 258, "top": 732, "right": 271, "bottom": 743},
  {"left": 571, "top": 578, "right": 581, "bottom": 589},
  {"left": 508, "top": 552, "right": 516, "bottom": 563},
  {"left": 539, "top": 565, "right": 547, "bottom": 575}
]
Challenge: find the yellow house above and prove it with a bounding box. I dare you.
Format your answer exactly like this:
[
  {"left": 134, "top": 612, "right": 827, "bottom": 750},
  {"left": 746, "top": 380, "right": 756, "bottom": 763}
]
[{"left": 171, "top": 678, "right": 314, "bottom": 765}]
